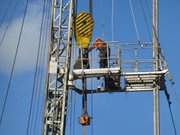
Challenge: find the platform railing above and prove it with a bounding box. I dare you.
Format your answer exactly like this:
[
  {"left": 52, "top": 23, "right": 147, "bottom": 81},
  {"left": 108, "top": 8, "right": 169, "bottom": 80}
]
[{"left": 71, "top": 41, "right": 167, "bottom": 73}]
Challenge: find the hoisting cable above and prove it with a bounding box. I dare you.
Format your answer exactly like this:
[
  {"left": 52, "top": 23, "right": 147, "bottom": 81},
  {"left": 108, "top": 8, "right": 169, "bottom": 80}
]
[
  {"left": 99, "top": 0, "right": 105, "bottom": 38},
  {"left": 89, "top": 0, "right": 93, "bottom": 15},
  {"left": 74, "top": 0, "right": 94, "bottom": 134},
  {"left": 79, "top": 0, "right": 93, "bottom": 133},
  {"left": 164, "top": 88, "right": 178, "bottom": 135},
  {"left": 111, "top": 0, "right": 114, "bottom": 41},
  {"left": 0, "top": 0, "right": 12, "bottom": 29},
  {"left": 138, "top": 0, "right": 151, "bottom": 40},
  {"left": 0, "top": 1, "right": 19, "bottom": 48},
  {"left": 69, "top": 90, "right": 74, "bottom": 135},
  {"left": 0, "top": 0, "right": 20, "bottom": 111},
  {"left": 82, "top": 78, "right": 88, "bottom": 116},
  {"left": 72, "top": 30, "right": 77, "bottom": 135},
  {"left": 80, "top": 48, "right": 89, "bottom": 133},
  {"left": 82, "top": 125, "right": 87, "bottom": 135},
  {"left": 26, "top": 0, "right": 47, "bottom": 134},
  {"left": 139, "top": 0, "right": 153, "bottom": 40},
  {"left": 31, "top": 0, "right": 50, "bottom": 134},
  {"left": 72, "top": 92, "right": 77, "bottom": 135},
  {"left": 128, "top": 0, "right": 141, "bottom": 42},
  {"left": 0, "top": 0, "right": 30, "bottom": 125},
  {"left": 90, "top": 78, "right": 94, "bottom": 135},
  {"left": 81, "top": 63, "right": 89, "bottom": 135}
]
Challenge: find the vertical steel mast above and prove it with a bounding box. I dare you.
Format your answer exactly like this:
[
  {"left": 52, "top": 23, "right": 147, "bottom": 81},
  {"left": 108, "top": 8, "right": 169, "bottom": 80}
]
[
  {"left": 152, "top": 0, "right": 160, "bottom": 135},
  {"left": 43, "top": 0, "right": 74, "bottom": 135},
  {"left": 41, "top": 0, "right": 167, "bottom": 134}
]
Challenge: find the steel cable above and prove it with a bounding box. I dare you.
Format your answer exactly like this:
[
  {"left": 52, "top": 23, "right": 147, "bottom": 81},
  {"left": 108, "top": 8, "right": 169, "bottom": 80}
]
[
  {"left": 0, "top": 0, "right": 19, "bottom": 105},
  {"left": 89, "top": 0, "right": 93, "bottom": 15},
  {"left": 72, "top": 92, "right": 77, "bottom": 135},
  {"left": 164, "top": 89, "right": 178, "bottom": 135},
  {"left": 168, "top": 104, "right": 178, "bottom": 135},
  {"left": 69, "top": 90, "right": 73, "bottom": 135},
  {"left": 90, "top": 79, "right": 94, "bottom": 135},
  {"left": 32, "top": 1, "right": 51, "bottom": 134},
  {"left": 138, "top": 0, "right": 151, "bottom": 40},
  {"left": 25, "top": 0, "right": 47, "bottom": 134},
  {"left": 0, "top": 1, "right": 19, "bottom": 48},
  {"left": 31, "top": 1, "right": 50, "bottom": 134},
  {"left": 0, "top": 0, "right": 30, "bottom": 125},
  {"left": 112, "top": 0, "right": 114, "bottom": 41},
  {"left": 128, "top": 0, "right": 141, "bottom": 42},
  {"left": 0, "top": 0, "right": 12, "bottom": 29}
]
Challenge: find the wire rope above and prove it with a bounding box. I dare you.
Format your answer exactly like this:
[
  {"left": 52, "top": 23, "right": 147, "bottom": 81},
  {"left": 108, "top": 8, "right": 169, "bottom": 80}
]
[
  {"left": 128, "top": 0, "right": 141, "bottom": 42},
  {"left": 112, "top": 0, "right": 114, "bottom": 41},
  {"left": 164, "top": 89, "right": 178, "bottom": 135},
  {"left": 0, "top": 0, "right": 12, "bottom": 29},
  {"left": 0, "top": 1, "right": 19, "bottom": 48},
  {"left": 26, "top": 0, "right": 47, "bottom": 134},
  {"left": 72, "top": 39, "right": 77, "bottom": 135},
  {"left": 168, "top": 104, "right": 178, "bottom": 135},
  {"left": 0, "top": 0, "right": 30, "bottom": 125},
  {"left": 142, "top": 0, "right": 155, "bottom": 41},
  {"left": 138, "top": 0, "right": 151, "bottom": 40},
  {"left": 0, "top": 1, "right": 20, "bottom": 106},
  {"left": 30, "top": 0, "right": 50, "bottom": 134},
  {"left": 99, "top": 0, "right": 105, "bottom": 38},
  {"left": 32, "top": 1, "right": 51, "bottom": 134},
  {"left": 89, "top": 0, "right": 93, "bottom": 15},
  {"left": 72, "top": 92, "right": 77, "bottom": 135},
  {"left": 90, "top": 79, "right": 94, "bottom": 135},
  {"left": 69, "top": 90, "right": 73, "bottom": 135},
  {"left": 81, "top": 1, "right": 93, "bottom": 135}
]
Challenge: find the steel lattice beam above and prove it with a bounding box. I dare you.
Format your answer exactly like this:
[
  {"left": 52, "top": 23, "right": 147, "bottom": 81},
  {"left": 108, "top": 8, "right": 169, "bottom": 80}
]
[{"left": 43, "top": 0, "right": 74, "bottom": 135}]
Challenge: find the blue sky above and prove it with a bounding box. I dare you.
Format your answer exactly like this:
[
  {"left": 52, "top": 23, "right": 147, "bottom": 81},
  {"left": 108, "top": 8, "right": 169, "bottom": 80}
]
[{"left": 0, "top": 0, "right": 180, "bottom": 135}]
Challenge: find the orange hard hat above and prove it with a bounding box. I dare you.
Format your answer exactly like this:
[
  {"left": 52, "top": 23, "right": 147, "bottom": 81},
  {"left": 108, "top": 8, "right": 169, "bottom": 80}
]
[{"left": 93, "top": 38, "right": 107, "bottom": 48}]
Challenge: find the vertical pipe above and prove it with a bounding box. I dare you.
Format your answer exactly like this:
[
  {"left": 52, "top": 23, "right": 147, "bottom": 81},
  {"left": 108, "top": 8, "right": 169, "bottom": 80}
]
[
  {"left": 153, "top": 0, "right": 159, "bottom": 70},
  {"left": 153, "top": 87, "right": 160, "bottom": 135},
  {"left": 152, "top": 0, "right": 160, "bottom": 135},
  {"left": 112, "top": 0, "right": 114, "bottom": 41},
  {"left": 60, "top": 0, "right": 74, "bottom": 135}
]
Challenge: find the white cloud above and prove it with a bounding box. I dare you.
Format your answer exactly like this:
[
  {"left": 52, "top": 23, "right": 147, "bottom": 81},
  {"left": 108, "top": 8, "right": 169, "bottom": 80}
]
[{"left": 0, "top": 3, "right": 49, "bottom": 74}]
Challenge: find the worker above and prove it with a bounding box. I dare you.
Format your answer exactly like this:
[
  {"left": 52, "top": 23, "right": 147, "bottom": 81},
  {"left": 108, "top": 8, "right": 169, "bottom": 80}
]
[
  {"left": 74, "top": 49, "right": 90, "bottom": 69},
  {"left": 74, "top": 38, "right": 109, "bottom": 69},
  {"left": 92, "top": 38, "right": 120, "bottom": 89},
  {"left": 92, "top": 38, "right": 109, "bottom": 68}
]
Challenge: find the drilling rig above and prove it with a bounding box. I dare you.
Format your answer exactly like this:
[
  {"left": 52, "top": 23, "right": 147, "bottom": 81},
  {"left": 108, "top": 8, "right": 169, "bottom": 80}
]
[{"left": 42, "top": 0, "right": 169, "bottom": 135}]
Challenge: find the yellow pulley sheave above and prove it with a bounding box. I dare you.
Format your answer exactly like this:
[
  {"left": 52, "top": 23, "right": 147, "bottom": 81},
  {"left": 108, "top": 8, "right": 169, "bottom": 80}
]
[{"left": 74, "top": 12, "right": 94, "bottom": 49}]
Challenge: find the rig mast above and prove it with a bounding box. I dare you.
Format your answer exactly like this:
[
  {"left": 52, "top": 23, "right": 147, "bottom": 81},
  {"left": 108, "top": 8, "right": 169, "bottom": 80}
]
[
  {"left": 152, "top": 0, "right": 160, "bottom": 135},
  {"left": 43, "top": 0, "right": 167, "bottom": 135},
  {"left": 43, "top": 0, "right": 74, "bottom": 134}
]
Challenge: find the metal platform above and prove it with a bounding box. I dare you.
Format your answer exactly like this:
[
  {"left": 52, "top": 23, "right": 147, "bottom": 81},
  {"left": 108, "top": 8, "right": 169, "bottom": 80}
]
[
  {"left": 71, "top": 68, "right": 168, "bottom": 93},
  {"left": 70, "top": 42, "right": 168, "bottom": 94},
  {"left": 73, "top": 67, "right": 120, "bottom": 79},
  {"left": 123, "top": 69, "right": 167, "bottom": 92}
]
